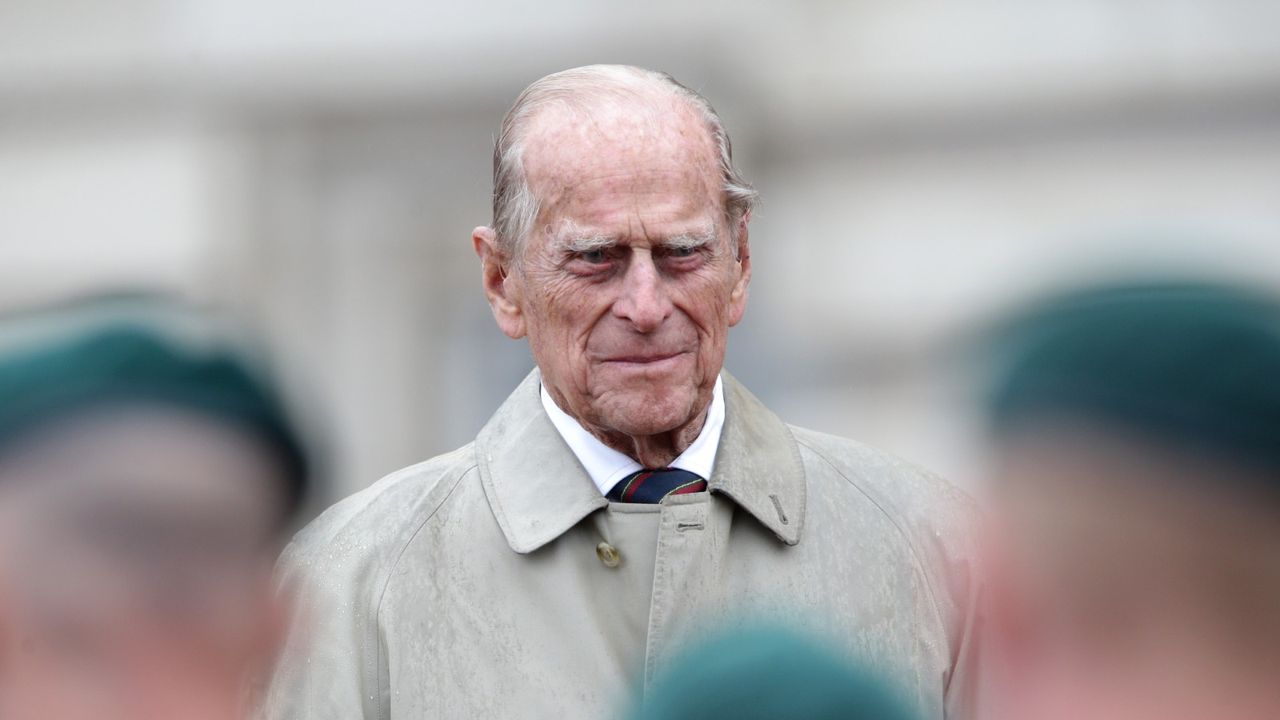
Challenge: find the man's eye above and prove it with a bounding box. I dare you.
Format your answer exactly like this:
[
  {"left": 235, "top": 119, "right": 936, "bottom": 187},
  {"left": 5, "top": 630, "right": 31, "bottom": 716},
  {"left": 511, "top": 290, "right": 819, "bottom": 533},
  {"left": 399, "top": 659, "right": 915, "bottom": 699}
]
[
  {"left": 668, "top": 246, "right": 698, "bottom": 258},
  {"left": 579, "top": 249, "right": 608, "bottom": 264}
]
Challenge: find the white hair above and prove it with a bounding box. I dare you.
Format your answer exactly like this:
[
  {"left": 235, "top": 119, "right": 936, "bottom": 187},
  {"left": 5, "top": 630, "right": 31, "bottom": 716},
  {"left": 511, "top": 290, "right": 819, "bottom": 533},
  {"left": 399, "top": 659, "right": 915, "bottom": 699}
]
[{"left": 490, "top": 65, "right": 757, "bottom": 259}]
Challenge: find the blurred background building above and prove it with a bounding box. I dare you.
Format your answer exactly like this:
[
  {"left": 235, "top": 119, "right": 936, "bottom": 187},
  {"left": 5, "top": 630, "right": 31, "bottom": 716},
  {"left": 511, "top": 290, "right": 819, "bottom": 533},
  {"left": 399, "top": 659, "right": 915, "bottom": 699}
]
[{"left": 3, "top": 0, "right": 1278, "bottom": 505}]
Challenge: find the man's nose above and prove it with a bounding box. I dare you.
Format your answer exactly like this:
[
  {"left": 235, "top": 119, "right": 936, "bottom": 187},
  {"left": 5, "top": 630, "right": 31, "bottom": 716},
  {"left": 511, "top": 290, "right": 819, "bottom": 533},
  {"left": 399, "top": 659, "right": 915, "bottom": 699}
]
[{"left": 612, "top": 252, "right": 673, "bottom": 333}]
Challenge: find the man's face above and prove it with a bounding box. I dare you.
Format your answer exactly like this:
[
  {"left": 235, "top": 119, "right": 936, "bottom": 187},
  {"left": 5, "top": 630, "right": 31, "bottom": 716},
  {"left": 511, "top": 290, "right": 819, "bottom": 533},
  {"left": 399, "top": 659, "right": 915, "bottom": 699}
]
[{"left": 500, "top": 99, "right": 749, "bottom": 438}]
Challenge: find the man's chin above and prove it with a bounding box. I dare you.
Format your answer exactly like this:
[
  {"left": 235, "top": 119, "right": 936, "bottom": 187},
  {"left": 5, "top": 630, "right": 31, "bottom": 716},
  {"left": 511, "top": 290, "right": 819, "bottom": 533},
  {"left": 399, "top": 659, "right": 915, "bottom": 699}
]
[{"left": 595, "top": 392, "right": 698, "bottom": 438}]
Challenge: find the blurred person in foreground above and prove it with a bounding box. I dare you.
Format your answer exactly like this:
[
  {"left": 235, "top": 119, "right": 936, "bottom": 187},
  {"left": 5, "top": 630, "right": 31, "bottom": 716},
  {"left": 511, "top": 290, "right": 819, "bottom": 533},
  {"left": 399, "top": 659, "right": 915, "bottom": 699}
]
[
  {"left": 0, "top": 295, "right": 309, "bottom": 720},
  {"left": 984, "top": 280, "right": 1280, "bottom": 720},
  {"left": 629, "top": 624, "right": 920, "bottom": 720},
  {"left": 263, "top": 64, "right": 982, "bottom": 719}
]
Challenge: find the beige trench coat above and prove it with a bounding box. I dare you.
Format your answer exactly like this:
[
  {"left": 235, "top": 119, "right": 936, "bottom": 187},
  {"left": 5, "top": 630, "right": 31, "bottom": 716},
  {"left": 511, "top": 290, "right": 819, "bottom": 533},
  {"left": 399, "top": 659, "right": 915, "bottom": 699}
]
[{"left": 263, "top": 370, "right": 983, "bottom": 719}]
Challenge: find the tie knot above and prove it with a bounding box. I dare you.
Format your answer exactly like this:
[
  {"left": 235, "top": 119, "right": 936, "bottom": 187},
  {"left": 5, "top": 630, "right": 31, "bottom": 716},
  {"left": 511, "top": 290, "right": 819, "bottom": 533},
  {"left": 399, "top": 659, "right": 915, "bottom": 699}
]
[{"left": 607, "top": 467, "right": 707, "bottom": 504}]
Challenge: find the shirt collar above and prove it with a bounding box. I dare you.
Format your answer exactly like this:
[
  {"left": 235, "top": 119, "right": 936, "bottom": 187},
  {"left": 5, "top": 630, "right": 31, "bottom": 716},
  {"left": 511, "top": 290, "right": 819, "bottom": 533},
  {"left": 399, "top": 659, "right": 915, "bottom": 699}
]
[{"left": 540, "top": 376, "right": 725, "bottom": 496}]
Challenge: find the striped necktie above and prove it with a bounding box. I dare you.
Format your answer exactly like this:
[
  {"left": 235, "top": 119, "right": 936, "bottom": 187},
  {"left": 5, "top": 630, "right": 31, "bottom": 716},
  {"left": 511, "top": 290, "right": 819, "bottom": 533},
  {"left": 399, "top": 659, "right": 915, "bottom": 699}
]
[{"left": 606, "top": 467, "right": 707, "bottom": 504}]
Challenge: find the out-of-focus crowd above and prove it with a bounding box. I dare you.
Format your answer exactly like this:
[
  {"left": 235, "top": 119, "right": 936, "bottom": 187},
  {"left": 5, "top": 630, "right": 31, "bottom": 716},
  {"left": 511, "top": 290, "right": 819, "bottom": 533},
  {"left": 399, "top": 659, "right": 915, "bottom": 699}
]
[{"left": 1, "top": 277, "right": 1277, "bottom": 720}]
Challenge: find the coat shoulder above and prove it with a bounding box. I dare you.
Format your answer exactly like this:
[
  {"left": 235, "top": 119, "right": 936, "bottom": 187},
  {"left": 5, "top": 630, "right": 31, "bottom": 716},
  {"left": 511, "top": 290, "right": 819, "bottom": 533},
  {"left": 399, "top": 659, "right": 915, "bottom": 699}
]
[
  {"left": 788, "top": 425, "right": 982, "bottom": 628},
  {"left": 788, "top": 425, "right": 977, "bottom": 527},
  {"left": 786, "top": 427, "right": 990, "bottom": 716},
  {"left": 284, "top": 442, "right": 479, "bottom": 576},
  {"left": 262, "top": 444, "right": 481, "bottom": 719}
]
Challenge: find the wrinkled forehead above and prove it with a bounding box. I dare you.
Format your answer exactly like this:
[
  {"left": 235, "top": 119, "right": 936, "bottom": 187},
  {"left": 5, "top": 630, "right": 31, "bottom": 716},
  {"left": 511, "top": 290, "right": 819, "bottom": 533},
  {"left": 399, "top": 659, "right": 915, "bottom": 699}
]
[{"left": 520, "top": 97, "right": 723, "bottom": 227}]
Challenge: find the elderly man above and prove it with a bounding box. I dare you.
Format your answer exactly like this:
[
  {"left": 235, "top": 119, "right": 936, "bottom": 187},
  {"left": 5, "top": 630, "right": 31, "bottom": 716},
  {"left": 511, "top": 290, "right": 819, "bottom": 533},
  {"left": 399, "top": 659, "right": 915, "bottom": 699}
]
[{"left": 264, "top": 65, "right": 981, "bottom": 719}]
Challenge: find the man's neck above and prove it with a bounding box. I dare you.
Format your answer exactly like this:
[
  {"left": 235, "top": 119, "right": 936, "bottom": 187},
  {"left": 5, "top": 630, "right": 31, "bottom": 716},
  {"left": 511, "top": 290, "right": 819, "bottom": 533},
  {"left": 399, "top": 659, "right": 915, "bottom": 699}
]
[{"left": 591, "top": 406, "right": 710, "bottom": 469}]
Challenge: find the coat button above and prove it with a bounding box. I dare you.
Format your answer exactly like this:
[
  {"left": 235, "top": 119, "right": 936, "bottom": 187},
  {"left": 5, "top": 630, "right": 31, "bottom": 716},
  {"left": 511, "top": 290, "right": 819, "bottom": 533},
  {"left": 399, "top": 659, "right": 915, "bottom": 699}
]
[{"left": 596, "top": 541, "right": 621, "bottom": 568}]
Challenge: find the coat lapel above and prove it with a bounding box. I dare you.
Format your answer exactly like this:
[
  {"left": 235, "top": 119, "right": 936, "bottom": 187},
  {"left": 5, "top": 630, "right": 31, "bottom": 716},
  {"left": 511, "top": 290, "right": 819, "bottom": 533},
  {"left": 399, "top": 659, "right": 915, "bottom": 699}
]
[
  {"left": 477, "top": 369, "right": 608, "bottom": 554},
  {"left": 711, "top": 373, "right": 806, "bottom": 546}
]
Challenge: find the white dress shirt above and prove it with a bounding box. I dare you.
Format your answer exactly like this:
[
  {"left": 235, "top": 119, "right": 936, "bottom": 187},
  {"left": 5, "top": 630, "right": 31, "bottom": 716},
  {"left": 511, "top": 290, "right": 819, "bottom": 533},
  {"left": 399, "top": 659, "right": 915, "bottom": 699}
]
[{"left": 540, "top": 375, "right": 725, "bottom": 497}]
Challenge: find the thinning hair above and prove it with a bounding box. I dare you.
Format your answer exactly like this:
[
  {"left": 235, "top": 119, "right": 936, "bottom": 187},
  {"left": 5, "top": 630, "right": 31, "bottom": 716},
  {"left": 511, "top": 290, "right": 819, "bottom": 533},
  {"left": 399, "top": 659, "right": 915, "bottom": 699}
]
[{"left": 491, "top": 65, "right": 758, "bottom": 259}]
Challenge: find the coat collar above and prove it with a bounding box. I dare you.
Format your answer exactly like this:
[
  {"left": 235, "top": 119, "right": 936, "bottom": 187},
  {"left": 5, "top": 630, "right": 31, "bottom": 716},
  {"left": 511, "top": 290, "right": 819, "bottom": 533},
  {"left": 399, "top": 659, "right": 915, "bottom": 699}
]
[
  {"left": 708, "top": 373, "right": 806, "bottom": 546},
  {"left": 477, "top": 369, "right": 806, "bottom": 554}
]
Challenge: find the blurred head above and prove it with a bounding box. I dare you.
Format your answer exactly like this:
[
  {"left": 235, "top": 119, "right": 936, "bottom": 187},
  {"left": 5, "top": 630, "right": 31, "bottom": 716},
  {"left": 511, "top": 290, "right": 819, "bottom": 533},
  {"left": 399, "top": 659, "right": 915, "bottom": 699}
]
[
  {"left": 473, "top": 65, "right": 755, "bottom": 445},
  {"left": 984, "top": 280, "right": 1280, "bottom": 720},
  {"left": 0, "top": 294, "right": 309, "bottom": 716},
  {"left": 631, "top": 625, "right": 918, "bottom": 720}
]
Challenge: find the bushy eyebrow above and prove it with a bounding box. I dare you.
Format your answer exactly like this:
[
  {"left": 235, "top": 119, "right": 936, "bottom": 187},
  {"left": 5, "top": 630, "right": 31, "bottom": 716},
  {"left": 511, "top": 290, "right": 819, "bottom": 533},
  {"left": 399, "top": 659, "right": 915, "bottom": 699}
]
[
  {"left": 562, "top": 233, "right": 618, "bottom": 254},
  {"left": 661, "top": 225, "right": 718, "bottom": 251},
  {"left": 550, "top": 220, "right": 616, "bottom": 254},
  {"left": 551, "top": 220, "right": 719, "bottom": 254}
]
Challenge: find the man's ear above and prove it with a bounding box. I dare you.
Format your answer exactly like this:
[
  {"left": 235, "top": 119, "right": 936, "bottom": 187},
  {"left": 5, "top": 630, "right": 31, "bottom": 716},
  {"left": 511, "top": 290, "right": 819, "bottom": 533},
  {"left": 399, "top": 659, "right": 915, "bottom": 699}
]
[
  {"left": 473, "top": 227, "right": 527, "bottom": 339},
  {"left": 728, "top": 212, "right": 752, "bottom": 327}
]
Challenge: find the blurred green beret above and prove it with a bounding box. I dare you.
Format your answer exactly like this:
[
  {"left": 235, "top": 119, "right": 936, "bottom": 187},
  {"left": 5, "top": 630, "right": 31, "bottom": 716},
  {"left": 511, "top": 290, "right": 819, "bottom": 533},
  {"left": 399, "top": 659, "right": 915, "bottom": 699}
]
[
  {"left": 630, "top": 625, "right": 918, "bottom": 720},
  {"left": 989, "top": 280, "right": 1280, "bottom": 476},
  {"left": 0, "top": 294, "right": 309, "bottom": 518}
]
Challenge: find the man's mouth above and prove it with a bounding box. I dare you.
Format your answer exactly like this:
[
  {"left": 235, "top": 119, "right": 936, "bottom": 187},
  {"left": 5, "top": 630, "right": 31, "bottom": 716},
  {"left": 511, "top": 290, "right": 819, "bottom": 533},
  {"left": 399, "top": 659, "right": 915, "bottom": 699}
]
[{"left": 602, "top": 351, "right": 689, "bottom": 365}]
